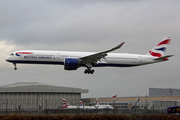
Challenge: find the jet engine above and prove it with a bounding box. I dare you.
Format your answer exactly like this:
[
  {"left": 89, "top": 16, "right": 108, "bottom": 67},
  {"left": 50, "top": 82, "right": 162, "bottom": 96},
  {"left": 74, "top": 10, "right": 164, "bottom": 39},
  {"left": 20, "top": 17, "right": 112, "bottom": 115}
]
[{"left": 64, "top": 58, "right": 79, "bottom": 70}]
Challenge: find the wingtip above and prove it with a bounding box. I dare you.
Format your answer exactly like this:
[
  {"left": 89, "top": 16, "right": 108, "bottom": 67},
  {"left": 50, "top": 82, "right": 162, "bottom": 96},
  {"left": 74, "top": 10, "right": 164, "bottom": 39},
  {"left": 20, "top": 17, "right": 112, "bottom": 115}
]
[{"left": 119, "top": 42, "right": 125, "bottom": 47}]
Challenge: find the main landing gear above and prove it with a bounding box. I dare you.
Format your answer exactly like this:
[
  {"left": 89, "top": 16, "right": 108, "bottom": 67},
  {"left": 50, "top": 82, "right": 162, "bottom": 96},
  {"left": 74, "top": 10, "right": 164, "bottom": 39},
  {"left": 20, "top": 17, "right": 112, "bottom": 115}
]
[
  {"left": 13, "top": 63, "right": 17, "bottom": 70},
  {"left": 84, "top": 63, "right": 95, "bottom": 74},
  {"left": 84, "top": 68, "right": 95, "bottom": 74},
  {"left": 84, "top": 66, "right": 94, "bottom": 74}
]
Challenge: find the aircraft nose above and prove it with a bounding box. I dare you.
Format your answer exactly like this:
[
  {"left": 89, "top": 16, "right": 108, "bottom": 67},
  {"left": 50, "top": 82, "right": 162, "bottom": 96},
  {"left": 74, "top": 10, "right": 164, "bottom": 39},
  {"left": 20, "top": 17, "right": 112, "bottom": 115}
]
[{"left": 5, "top": 56, "right": 10, "bottom": 61}]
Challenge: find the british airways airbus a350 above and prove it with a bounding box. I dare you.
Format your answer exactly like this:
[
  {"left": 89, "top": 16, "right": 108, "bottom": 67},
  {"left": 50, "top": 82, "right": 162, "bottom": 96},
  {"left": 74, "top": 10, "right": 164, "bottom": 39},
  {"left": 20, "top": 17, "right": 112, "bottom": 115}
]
[{"left": 5, "top": 36, "right": 173, "bottom": 74}]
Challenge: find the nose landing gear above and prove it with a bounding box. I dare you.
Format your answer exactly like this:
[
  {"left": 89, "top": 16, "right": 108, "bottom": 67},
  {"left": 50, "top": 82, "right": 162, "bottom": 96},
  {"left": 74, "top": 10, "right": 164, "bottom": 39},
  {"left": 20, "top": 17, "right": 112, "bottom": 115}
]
[{"left": 13, "top": 63, "right": 17, "bottom": 70}]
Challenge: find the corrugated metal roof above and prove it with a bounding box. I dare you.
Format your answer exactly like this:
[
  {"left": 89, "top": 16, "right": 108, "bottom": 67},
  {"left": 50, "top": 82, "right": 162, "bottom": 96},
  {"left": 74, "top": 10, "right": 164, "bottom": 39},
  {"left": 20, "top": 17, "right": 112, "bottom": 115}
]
[
  {"left": 1, "top": 82, "right": 54, "bottom": 88},
  {"left": 0, "top": 82, "right": 88, "bottom": 93}
]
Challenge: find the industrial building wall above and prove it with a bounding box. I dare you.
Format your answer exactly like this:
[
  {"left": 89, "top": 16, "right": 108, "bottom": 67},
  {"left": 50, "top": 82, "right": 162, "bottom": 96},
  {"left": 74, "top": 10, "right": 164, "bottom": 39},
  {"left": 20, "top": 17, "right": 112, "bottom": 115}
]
[
  {"left": 0, "top": 93, "right": 80, "bottom": 110},
  {"left": 149, "top": 88, "right": 180, "bottom": 96},
  {"left": 152, "top": 101, "right": 178, "bottom": 110}
]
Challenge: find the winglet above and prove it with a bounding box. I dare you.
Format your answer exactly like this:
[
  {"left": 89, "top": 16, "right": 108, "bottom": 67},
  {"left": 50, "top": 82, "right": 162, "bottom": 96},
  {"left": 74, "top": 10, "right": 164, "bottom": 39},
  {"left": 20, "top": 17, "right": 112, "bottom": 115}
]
[
  {"left": 119, "top": 42, "right": 125, "bottom": 47},
  {"left": 111, "top": 42, "right": 125, "bottom": 51},
  {"left": 117, "top": 42, "right": 125, "bottom": 49}
]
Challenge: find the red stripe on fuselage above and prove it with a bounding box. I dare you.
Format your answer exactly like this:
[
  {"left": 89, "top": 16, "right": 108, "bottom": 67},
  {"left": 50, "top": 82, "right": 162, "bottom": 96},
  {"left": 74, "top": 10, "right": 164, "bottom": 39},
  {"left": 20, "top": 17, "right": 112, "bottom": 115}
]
[
  {"left": 157, "top": 39, "right": 171, "bottom": 46},
  {"left": 16, "top": 52, "right": 33, "bottom": 54}
]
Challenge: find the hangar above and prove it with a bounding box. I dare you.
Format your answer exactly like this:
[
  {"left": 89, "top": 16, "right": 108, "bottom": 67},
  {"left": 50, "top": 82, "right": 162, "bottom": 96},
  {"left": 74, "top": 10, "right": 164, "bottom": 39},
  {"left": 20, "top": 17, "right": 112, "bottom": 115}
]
[{"left": 0, "top": 82, "right": 88, "bottom": 111}]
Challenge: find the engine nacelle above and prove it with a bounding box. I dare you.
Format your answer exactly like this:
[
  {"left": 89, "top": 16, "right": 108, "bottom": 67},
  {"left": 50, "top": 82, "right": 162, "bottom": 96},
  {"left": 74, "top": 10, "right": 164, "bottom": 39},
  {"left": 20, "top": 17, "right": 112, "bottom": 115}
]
[{"left": 64, "top": 58, "right": 79, "bottom": 70}]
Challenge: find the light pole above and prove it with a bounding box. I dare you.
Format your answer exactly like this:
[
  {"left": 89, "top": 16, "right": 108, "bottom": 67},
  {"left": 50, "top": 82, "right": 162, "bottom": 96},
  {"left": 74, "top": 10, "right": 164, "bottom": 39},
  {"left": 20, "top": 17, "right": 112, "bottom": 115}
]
[
  {"left": 6, "top": 99, "right": 8, "bottom": 116},
  {"left": 145, "top": 95, "right": 148, "bottom": 115}
]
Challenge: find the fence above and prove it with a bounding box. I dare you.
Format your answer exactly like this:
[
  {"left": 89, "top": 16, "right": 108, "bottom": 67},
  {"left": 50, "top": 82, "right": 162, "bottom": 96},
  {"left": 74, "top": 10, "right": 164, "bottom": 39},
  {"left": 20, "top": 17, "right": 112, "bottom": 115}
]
[
  {"left": 0, "top": 100, "right": 178, "bottom": 115},
  {"left": 0, "top": 107, "right": 168, "bottom": 115}
]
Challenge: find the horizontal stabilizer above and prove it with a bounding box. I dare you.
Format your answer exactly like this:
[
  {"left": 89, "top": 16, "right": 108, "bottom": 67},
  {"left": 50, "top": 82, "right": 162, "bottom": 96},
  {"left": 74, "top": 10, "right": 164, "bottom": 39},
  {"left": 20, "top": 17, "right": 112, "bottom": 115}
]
[{"left": 154, "top": 55, "right": 174, "bottom": 61}]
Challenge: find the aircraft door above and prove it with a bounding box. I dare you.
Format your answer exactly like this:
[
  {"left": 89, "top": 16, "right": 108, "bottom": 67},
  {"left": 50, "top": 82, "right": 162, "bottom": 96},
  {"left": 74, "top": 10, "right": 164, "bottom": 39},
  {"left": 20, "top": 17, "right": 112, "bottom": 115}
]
[
  {"left": 57, "top": 53, "right": 61, "bottom": 59},
  {"left": 138, "top": 56, "right": 142, "bottom": 62}
]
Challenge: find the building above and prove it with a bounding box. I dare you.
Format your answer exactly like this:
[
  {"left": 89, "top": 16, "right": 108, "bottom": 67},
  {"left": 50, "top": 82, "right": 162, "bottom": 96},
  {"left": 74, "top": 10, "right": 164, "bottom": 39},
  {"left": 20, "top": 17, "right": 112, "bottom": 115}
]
[
  {"left": 82, "top": 95, "right": 180, "bottom": 110},
  {"left": 149, "top": 88, "right": 180, "bottom": 97},
  {"left": 0, "top": 82, "right": 88, "bottom": 111},
  {"left": 149, "top": 101, "right": 178, "bottom": 110}
]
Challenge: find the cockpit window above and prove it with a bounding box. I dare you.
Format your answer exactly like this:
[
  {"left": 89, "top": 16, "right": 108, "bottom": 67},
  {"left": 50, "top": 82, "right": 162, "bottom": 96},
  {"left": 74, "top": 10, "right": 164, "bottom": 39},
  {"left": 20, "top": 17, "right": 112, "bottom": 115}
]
[{"left": 10, "top": 53, "right": 14, "bottom": 56}]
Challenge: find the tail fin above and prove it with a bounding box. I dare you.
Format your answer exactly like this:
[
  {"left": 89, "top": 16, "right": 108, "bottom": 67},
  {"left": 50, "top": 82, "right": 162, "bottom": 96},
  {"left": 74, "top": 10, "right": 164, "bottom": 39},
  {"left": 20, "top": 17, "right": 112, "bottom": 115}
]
[
  {"left": 62, "top": 99, "right": 69, "bottom": 108},
  {"left": 80, "top": 101, "right": 83, "bottom": 106},
  {"left": 146, "top": 36, "right": 171, "bottom": 57},
  {"left": 95, "top": 98, "right": 99, "bottom": 109},
  {"left": 112, "top": 94, "right": 117, "bottom": 98},
  {"left": 96, "top": 98, "right": 99, "bottom": 106}
]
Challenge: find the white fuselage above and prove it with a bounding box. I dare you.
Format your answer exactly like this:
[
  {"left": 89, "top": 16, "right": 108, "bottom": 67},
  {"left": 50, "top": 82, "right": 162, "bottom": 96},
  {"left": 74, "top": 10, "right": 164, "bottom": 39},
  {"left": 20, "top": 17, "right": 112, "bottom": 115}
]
[
  {"left": 6, "top": 50, "right": 158, "bottom": 68},
  {"left": 63, "top": 105, "right": 113, "bottom": 110}
]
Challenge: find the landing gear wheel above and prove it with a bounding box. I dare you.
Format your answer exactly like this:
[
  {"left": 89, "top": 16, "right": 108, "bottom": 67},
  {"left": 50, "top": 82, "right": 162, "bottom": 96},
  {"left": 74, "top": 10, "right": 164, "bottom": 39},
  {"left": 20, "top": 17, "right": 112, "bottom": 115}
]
[
  {"left": 91, "top": 69, "right": 94, "bottom": 74},
  {"left": 14, "top": 67, "right": 17, "bottom": 70},
  {"left": 84, "top": 69, "right": 88, "bottom": 74},
  {"left": 84, "top": 69, "right": 95, "bottom": 74},
  {"left": 84, "top": 63, "right": 95, "bottom": 74}
]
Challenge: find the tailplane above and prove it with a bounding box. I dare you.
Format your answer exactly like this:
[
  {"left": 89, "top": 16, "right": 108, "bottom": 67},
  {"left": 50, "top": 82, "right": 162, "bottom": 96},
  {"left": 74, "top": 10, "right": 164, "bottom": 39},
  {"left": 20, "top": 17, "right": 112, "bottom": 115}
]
[{"left": 146, "top": 36, "right": 171, "bottom": 57}]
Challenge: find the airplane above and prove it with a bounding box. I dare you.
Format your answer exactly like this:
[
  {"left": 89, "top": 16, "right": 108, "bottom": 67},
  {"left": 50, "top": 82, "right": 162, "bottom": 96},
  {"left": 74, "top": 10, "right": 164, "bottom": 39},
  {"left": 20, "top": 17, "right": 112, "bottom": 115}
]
[
  {"left": 61, "top": 99, "right": 94, "bottom": 109},
  {"left": 94, "top": 98, "right": 113, "bottom": 109},
  {"left": 61, "top": 99, "right": 75, "bottom": 109},
  {"left": 5, "top": 36, "right": 173, "bottom": 74},
  {"left": 61, "top": 99, "right": 113, "bottom": 109}
]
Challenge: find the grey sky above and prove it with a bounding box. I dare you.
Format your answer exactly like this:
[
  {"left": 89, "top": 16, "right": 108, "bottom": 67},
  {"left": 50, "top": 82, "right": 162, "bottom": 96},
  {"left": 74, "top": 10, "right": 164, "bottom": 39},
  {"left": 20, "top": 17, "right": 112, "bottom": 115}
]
[{"left": 0, "top": 0, "right": 179, "bottom": 98}]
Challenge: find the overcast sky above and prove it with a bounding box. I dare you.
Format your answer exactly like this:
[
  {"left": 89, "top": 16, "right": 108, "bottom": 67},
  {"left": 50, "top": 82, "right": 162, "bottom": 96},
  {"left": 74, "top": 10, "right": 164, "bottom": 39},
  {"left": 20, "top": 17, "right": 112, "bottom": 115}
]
[{"left": 0, "top": 0, "right": 179, "bottom": 98}]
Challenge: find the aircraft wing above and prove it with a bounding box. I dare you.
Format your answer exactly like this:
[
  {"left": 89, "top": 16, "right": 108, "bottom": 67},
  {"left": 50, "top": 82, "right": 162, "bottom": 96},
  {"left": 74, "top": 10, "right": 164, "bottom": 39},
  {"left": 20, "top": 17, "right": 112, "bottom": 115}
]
[{"left": 79, "top": 42, "right": 125, "bottom": 65}]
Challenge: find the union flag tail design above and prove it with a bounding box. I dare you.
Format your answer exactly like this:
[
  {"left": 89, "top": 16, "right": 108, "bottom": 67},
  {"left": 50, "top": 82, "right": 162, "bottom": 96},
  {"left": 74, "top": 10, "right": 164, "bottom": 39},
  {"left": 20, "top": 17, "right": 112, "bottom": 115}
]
[
  {"left": 96, "top": 98, "right": 99, "bottom": 106},
  {"left": 62, "top": 99, "right": 69, "bottom": 108},
  {"left": 147, "top": 36, "right": 171, "bottom": 57},
  {"left": 80, "top": 101, "right": 83, "bottom": 106}
]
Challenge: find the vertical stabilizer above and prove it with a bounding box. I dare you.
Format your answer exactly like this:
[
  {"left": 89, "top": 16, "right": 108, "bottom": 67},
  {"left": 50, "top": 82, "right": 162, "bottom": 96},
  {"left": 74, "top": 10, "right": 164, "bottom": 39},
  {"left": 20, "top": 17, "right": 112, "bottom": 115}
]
[
  {"left": 80, "top": 101, "right": 83, "bottom": 106},
  {"left": 95, "top": 98, "right": 99, "bottom": 109},
  {"left": 62, "top": 99, "right": 69, "bottom": 108},
  {"left": 112, "top": 94, "right": 117, "bottom": 98},
  {"left": 96, "top": 98, "right": 99, "bottom": 106},
  {"left": 147, "top": 36, "right": 171, "bottom": 57}
]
